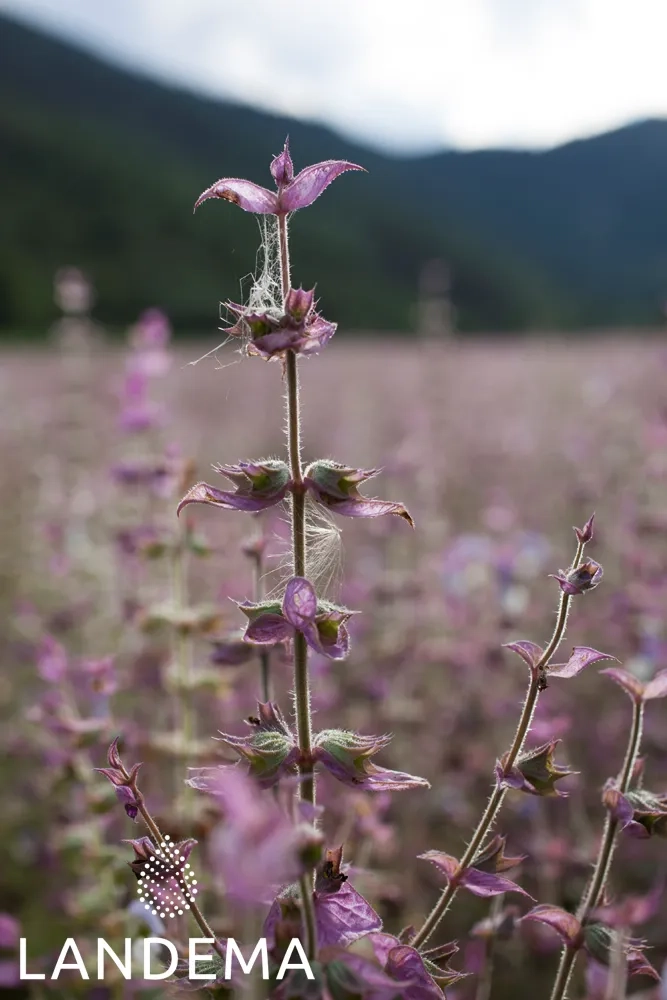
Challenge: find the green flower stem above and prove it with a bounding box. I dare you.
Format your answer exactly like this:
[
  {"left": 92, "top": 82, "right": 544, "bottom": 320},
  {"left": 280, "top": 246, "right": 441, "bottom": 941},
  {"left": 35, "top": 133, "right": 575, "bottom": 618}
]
[
  {"left": 250, "top": 535, "right": 272, "bottom": 702},
  {"left": 171, "top": 525, "right": 194, "bottom": 801},
  {"left": 413, "top": 538, "right": 585, "bottom": 952},
  {"left": 119, "top": 763, "right": 225, "bottom": 962},
  {"left": 549, "top": 698, "right": 645, "bottom": 1000},
  {"left": 278, "top": 210, "right": 317, "bottom": 960}
]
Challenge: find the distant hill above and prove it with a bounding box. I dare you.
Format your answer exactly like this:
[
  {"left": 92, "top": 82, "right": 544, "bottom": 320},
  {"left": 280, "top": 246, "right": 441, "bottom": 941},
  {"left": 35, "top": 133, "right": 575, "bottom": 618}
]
[{"left": 1, "top": 13, "right": 667, "bottom": 334}]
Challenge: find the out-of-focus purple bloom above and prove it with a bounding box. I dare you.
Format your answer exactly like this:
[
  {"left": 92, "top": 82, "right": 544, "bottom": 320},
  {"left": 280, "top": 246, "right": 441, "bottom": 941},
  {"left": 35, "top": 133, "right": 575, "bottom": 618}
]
[
  {"left": 128, "top": 309, "right": 172, "bottom": 378},
  {"left": 471, "top": 904, "right": 521, "bottom": 942},
  {"left": 419, "top": 835, "right": 533, "bottom": 899},
  {"left": 603, "top": 781, "right": 667, "bottom": 839},
  {"left": 54, "top": 266, "right": 93, "bottom": 315},
  {"left": 593, "top": 882, "right": 664, "bottom": 929},
  {"left": 601, "top": 666, "right": 667, "bottom": 703},
  {"left": 304, "top": 461, "right": 414, "bottom": 524},
  {"left": 548, "top": 646, "right": 616, "bottom": 679},
  {"left": 313, "top": 730, "right": 429, "bottom": 792},
  {"left": 209, "top": 631, "right": 257, "bottom": 666},
  {"left": 0, "top": 915, "right": 19, "bottom": 950},
  {"left": 0, "top": 961, "right": 19, "bottom": 988},
  {"left": 550, "top": 559, "right": 603, "bottom": 595},
  {"left": 194, "top": 138, "right": 364, "bottom": 216},
  {"left": 224, "top": 289, "right": 336, "bottom": 359},
  {"left": 497, "top": 739, "right": 576, "bottom": 797},
  {"left": 115, "top": 525, "right": 170, "bottom": 560},
  {"left": 111, "top": 456, "right": 181, "bottom": 497},
  {"left": 177, "top": 460, "right": 290, "bottom": 514},
  {"left": 200, "top": 769, "right": 322, "bottom": 904},
  {"left": 137, "top": 307, "right": 171, "bottom": 347},
  {"left": 36, "top": 635, "right": 68, "bottom": 682},
  {"left": 81, "top": 655, "right": 117, "bottom": 696},
  {"left": 214, "top": 701, "right": 301, "bottom": 789},
  {"left": 264, "top": 847, "right": 381, "bottom": 950},
  {"left": 117, "top": 371, "right": 163, "bottom": 433},
  {"left": 239, "top": 577, "right": 354, "bottom": 660}
]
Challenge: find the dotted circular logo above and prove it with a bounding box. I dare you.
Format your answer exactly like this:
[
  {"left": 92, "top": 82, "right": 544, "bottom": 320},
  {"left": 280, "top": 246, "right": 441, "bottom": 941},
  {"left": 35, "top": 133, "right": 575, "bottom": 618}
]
[{"left": 136, "top": 835, "right": 199, "bottom": 920}]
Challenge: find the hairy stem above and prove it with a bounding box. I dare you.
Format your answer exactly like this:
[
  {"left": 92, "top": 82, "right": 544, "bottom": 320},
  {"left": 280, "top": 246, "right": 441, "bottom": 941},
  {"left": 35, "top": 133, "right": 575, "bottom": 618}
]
[
  {"left": 475, "top": 895, "right": 505, "bottom": 1000},
  {"left": 549, "top": 699, "right": 645, "bottom": 1000},
  {"left": 120, "top": 766, "right": 225, "bottom": 961},
  {"left": 278, "top": 210, "right": 317, "bottom": 959},
  {"left": 251, "top": 536, "right": 272, "bottom": 702},
  {"left": 413, "top": 538, "right": 585, "bottom": 951},
  {"left": 171, "top": 526, "right": 194, "bottom": 799}
]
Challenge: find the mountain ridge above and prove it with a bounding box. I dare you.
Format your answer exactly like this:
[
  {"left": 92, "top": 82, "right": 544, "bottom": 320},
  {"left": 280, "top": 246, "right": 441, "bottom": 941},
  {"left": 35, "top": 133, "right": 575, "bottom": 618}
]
[{"left": 2, "top": 12, "right": 667, "bottom": 334}]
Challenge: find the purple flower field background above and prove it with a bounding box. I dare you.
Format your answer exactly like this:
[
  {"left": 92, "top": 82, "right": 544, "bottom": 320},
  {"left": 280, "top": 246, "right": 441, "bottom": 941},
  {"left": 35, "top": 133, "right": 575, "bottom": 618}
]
[{"left": 1, "top": 314, "right": 667, "bottom": 997}]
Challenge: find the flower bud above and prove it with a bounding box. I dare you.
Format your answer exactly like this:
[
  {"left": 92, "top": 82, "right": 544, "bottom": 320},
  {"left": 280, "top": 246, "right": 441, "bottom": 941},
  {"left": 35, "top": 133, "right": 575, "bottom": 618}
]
[
  {"left": 551, "top": 559, "right": 603, "bottom": 595},
  {"left": 574, "top": 512, "right": 595, "bottom": 544},
  {"left": 217, "top": 702, "right": 300, "bottom": 788},
  {"left": 605, "top": 783, "right": 667, "bottom": 838},
  {"left": 313, "top": 730, "right": 429, "bottom": 792},
  {"left": 304, "top": 460, "right": 413, "bottom": 524},
  {"left": 284, "top": 286, "right": 315, "bottom": 323},
  {"left": 498, "top": 739, "right": 576, "bottom": 797},
  {"left": 178, "top": 459, "right": 291, "bottom": 515},
  {"left": 269, "top": 138, "right": 295, "bottom": 187},
  {"left": 582, "top": 923, "right": 658, "bottom": 979}
]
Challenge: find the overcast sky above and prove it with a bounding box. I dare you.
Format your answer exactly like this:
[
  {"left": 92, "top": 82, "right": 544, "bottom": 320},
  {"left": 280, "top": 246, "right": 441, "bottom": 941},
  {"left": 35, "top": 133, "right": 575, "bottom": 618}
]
[{"left": 3, "top": 0, "right": 667, "bottom": 152}]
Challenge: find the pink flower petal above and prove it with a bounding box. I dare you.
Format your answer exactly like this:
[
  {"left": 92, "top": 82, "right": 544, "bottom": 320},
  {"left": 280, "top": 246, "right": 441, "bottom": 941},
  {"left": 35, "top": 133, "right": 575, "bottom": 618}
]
[
  {"left": 417, "top": 850, "right": 459, "bottom": 881},
  {"left": 282, "top": 577, "right": 318, "bottom": 630},
  {"left": 644, "top": 669, "right": 667, "bottom": 701},
  {"left": 461, "top": 868, "right": 534, "bottom": 899},
  {"left": 244, "top": 614, "right": 292, "bottom": 645},
  {"left": 280, "top": 160, "right": 365, "bottom": 212},
  {"left": 325, "top": 498, "right": 414, "bottom": 524},
  {"left": 600, "top": 667, "right": 646, "bottom": 703},
  {"left": 177, "top": 481, "right": 282, "bottom": 514},
  {"left": 194, "top": 178, "right": 279, "bottom": 214},
  {"left": 522, "top": 904, "right": 582, "bottom": 947},
  {"left": 315, "top": 881, "right": 382, "bottom": 947},
  {"left": 504, "top": 640, "right": 544, "bottom": 670},
  {"left": 549, "top": 646, "right": 617, "bottom": 679}
]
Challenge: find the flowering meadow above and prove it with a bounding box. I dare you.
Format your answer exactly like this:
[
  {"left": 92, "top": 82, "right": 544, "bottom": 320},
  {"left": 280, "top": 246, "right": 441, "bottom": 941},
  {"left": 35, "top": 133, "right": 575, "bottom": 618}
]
[{"left": 1, "top": 142, "right": 667, "bottom": 999}]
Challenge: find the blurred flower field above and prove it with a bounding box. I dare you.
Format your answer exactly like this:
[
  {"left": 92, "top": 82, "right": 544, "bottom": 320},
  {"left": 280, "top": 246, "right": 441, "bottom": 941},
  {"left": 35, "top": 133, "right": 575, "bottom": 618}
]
[{"left": 1, "top": 312, "right": 667, "bottom": 998}]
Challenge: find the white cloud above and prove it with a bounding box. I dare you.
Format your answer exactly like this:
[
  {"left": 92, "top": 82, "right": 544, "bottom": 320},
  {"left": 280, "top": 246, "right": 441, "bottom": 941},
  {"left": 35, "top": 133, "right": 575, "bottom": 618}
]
[{"left": 3, "top": 0, "right": 667, "bottom": 151}]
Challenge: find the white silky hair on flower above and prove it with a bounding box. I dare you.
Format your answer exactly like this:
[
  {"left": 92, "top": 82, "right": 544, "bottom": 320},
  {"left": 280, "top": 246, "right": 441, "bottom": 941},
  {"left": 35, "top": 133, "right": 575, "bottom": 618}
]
[
  {"left": 266, "top": 497, "right": 343, "bottom": 604},
  {"left": 187, "top": 215, "right": 283, "bottom": 367}
]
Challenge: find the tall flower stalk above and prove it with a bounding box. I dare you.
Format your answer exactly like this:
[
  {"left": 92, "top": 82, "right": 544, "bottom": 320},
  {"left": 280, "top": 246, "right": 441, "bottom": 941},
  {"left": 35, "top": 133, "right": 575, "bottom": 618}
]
[
  {"left": 86, "top": 140, "right": 664, "bottom": 1000},
  {"left": 180, "top": 141, "right": 428, "bottom": 968},
  {"left": 412, "top": 517, "right": 604, "bottom": 950},
  {"left": 277, "top": 207, "right": 318, "bottom": 956},
  {"left": 544, "top": 663, "right": 667, "bottom": 999}
]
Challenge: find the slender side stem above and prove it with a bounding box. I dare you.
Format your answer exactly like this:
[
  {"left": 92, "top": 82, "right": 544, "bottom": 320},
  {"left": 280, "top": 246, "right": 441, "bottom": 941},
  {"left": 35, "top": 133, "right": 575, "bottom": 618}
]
[
  {"left": 120, "top": 767, "right": 225, "bottom": 960},
  {"left": 251, "top": 539, "right": 272, "bottom": 702},
  {"left": 549, "top": 699, "right": 645, "bottom": 1000},
  {"left": 536, "top": 553, "right": 578, "bottom": 671},
  {"left": 413, "top": 540, "right": 585, "bottom": 952},
  {"left": 278, "top": 210, "right": 317, "bottom": 959},
  {"left": 172, "top": 527, "right": 194, "bottom": 794},
  {"left": 475, "top": 895, "right": 505, "bottom": 1000}
]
